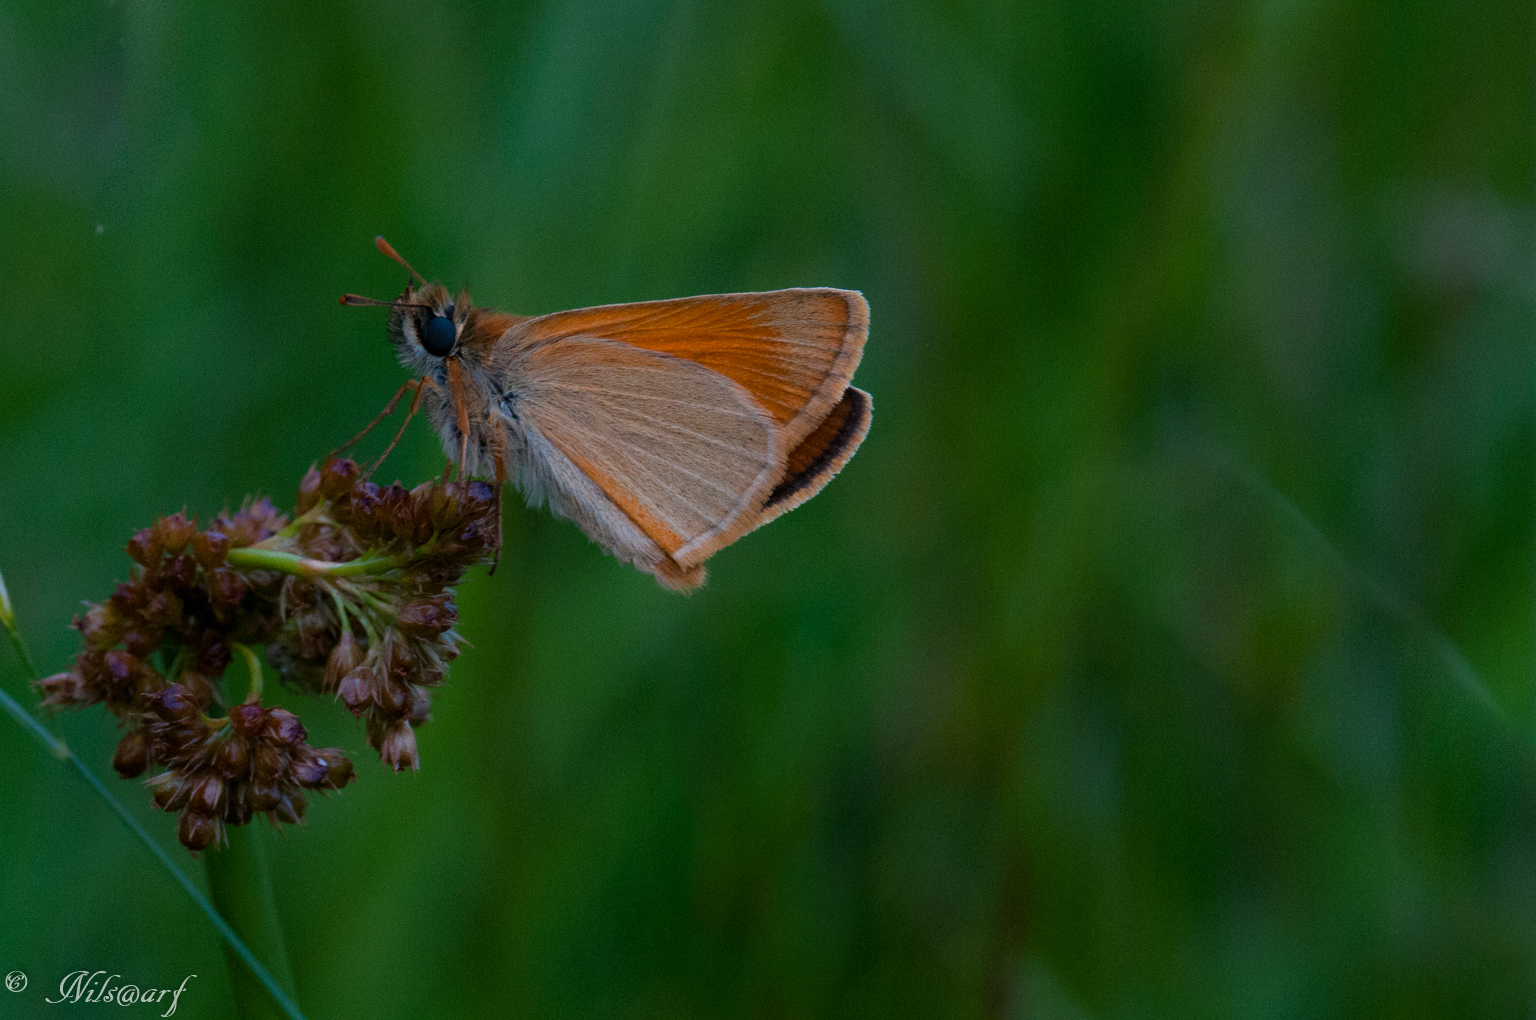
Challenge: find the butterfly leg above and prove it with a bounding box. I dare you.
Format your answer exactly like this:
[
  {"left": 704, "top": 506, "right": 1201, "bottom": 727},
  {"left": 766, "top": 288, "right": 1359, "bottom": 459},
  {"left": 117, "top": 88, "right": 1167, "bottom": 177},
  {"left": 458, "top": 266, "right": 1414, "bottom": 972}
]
[
  {"left": 331, "top": 378, "right": 417, "bottom": 459},
  {"left": 445, "top": 357, "right": 474, "bottom": 480},
  {"left": 362, "top": 376, "right": 430, "bottom": 479},
  {"left": 488, "top": 438, "right": 507, "bottom": 576}
]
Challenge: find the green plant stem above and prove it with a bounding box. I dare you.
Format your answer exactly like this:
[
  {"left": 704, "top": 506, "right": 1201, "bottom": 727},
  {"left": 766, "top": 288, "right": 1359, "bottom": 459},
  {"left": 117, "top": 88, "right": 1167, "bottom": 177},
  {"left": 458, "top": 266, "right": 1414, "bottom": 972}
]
[
  {"left": 233, "top": 642, "right": 264, "bottom": 703},
  {"left": 205, "top": 825, "right": 300, "bottom": 1020},
  {"left": 0, "top": 570, "right": 306, "bottom": 1020},
  {"left": 227, "top": 546, "right": 405, "bottom": 578},
  {"left": 262, "top": 503, "right": 330, "bottom": 541},
  {"left": 326, "top": 587, "right": 352, "bottom": 633},
  {"left": 5, "top": 627, "right": 38, "bottom": 681},
  {"left": 0, "top": 572, "right": 38, "bottom": 679}
]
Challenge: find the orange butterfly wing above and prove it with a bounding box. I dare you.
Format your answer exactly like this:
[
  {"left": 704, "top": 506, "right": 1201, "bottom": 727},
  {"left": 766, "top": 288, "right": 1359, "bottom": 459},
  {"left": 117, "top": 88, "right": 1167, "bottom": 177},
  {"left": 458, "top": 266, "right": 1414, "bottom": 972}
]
[
  {"left": 511, "top": 289, "right": 868, "bottom": 452},
  {"left": 491, "top": 289, "right": 869, "bottom": 583},
  {"left": 510, "top": 336, "right": 782, "bottom": 571},
  {"left": 755, "top": 385, "right": 872, "bottom": 528}
]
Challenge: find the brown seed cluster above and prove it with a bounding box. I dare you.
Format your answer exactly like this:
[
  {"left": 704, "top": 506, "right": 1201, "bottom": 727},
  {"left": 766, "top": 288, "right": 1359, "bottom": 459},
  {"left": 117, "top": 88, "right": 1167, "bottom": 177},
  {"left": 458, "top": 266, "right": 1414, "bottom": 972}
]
[
  {"left": 37, "top": 503, "right": 287, "bottom": 717},
  {"left": 140, "top": 682, "right": 356, "bottom": 851},
  {"left": 36, "top": 457, "right": 497, "bottom": 853},
  {"left": 267, "top": 457, "right": 498, "bottom": 771}
]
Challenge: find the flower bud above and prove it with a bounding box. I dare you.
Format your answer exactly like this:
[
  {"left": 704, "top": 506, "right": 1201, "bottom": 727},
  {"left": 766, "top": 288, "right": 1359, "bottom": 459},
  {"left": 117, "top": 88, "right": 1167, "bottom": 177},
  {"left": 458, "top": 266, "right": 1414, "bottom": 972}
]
[
  {"left": 382, "top": 483, "right": 415, "bottom": 542},
  {"left": 222, "top": 497, "right": 285, "bottom": 547},
  {"left": 322, "top": 751, "right": 356, "bottom": 788},
  {"left": 75, "top": 604, "right": 126, "bottom": 649},
  {"left": 273, "top": 792, "right": 307, "bottom": 825},
  {"left": 406, "top": 685, "right": 432, "bottom": 723},
  {"left": 151, "top": 683, "right": 202, "bottom": 723},
  {"left": 323, "top": 629, "right": 362, "bottom": 691},
  {"left": 320, "top": 457, "right": 360, "bottom": 500},
  {"left": 290, "top": 747, "right": 328, "bottom": 788},
  {"left": 108, "top": 581, "right": 146, "bottom": 614},
  {"left": 296, "top": 463, "right": 324, "bottom": 514},
  {"left": 247, "top": 779, "right": 282, "bottom": 812},
  {"left": 401, "top": 562, "right": 467, "bottom": 595},
  {"left": 165, "top": 553, "right": 197, "bottom": 591},
  {"left": 337, "top": 666, "right": 375, "bottom": 715},
  {"left": 214, "top": 736, "right": 251, "bottom": 779},
  {"left": 380, "top": 721, "right": 419, "bottom": 772},
  {"left": 229, "top": 703, "right": 266, "bottom": 739},
  {"left": 253, "top": 742, "right": 287, "bottom": 782},
  {"left": 189, "top": 773, "right": 225, "bottom": 815},
  {"left": 180, "top": 672, "right": 215, "bottom": 707},
  {"left": 126, "top": 528, "right": 161, "bottom": 566},
  {"left": 262, "top": 708, "right": 306, "bottom": 745},
  {"left": 193, "top": 636, "right": 231, "bottom": 676},
  {"left": 225, "top": 791, "right": 254, "bottom": 826},
  {"left": 349, "top": 482, "right": 385, "bottom": 542},
  {"left": 36, "top": 669, "right": 89, "bottom": 709},
  {"left": 112, "top": 729, "right": 149, "bottom": 778},
  {"left": 291, "top": 607, "right": 333, "bottom": 660},
  {"left": 121, "top": 627, "right": 162, "bottom": 660},
  {"left": 428, "top": 482, "right": 462, "bottom": 533},
  {"left": 75, "top": 649, "right": 107, "bottom": 687},
  {"left": 382, "top": 638, "right": 419, "bottom": 679},
  {"left": 376, "top": 678, "right": 410, "bottom": 718},
  {"left": 143, "top": 591, "right": 184, "bottom": 628},
  {"left": 149, "top": 722, "right": 201, "bottom": 763},
  {"left": 154, "top": 512, "right": 197, "bottom": 553},
  {"left": 292, "top": 746, "right": 356, "bottom": 789},
  {"left": 177, "top": 810, "right": 217, "bottom": 851},
  {"left": 437, "top": 521, "right": 487, "bottom": 557},
  {"left": 396, "top": 600, "right": 454, "bottom": 638},
  {"left": 408, "top": 483, "right": 436, "bottom": 546},
  {"left": 153, "top": 775, "right": 190, "bottom": 811},
  {"left": 207, "top": 567, "right": 248, "bottom": 609},
  {"left": 365, "top": 711, "right": 388, "bottom": 750},
  {"left": 192, "top": 530, "right": 231, "bottom": 569},
  {"left": 103, "top": 649, "right": 140, "bottom": 690},
  {"left": 247, "top": 498, "right": 282, "bottom": 531}
]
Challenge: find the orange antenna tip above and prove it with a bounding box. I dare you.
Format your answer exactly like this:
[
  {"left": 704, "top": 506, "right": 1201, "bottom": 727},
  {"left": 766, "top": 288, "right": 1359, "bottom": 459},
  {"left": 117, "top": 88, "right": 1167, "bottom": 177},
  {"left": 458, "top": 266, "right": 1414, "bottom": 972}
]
[{"left": 373, "top": 235, "right": 427, "bottom": 285}]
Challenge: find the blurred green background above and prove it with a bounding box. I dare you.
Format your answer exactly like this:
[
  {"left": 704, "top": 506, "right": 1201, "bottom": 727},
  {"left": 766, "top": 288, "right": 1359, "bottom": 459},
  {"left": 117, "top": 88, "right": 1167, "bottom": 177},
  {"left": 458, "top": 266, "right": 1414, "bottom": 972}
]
[{"left": 0, "top": 0, "right": 1531, "bottom": 1016}]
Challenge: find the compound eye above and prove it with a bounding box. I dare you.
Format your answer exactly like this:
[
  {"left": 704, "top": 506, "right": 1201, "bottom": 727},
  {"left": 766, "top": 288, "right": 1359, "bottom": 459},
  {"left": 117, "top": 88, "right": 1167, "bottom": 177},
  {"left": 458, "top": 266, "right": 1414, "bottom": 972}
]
[{"left": 421, "top": 311, "right": 457, "bottom": 356}]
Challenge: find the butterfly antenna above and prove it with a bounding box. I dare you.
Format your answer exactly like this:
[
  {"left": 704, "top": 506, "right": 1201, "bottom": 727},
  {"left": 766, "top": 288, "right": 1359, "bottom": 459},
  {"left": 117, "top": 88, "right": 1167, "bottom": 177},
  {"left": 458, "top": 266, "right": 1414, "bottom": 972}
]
[
  {"left": 374, "top": 235, "right": 428, "bottom": 286},
  {"left": 339, "top": 293, "right": 435, "bottom": 310}
]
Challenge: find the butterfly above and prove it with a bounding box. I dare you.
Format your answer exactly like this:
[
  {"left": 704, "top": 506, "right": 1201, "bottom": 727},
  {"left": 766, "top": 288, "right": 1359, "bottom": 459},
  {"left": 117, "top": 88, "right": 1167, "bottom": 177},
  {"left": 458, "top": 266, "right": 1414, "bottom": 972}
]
[{"left": 341, "top": 237, "right": 871, "bottom": 591}]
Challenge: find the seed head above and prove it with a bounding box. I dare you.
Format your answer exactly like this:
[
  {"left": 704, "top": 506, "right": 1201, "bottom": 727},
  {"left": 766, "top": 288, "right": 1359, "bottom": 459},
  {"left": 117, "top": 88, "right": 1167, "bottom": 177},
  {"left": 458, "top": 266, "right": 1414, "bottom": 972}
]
[{"left": 37, "top": 455, "right": 496, "bottom": 852}]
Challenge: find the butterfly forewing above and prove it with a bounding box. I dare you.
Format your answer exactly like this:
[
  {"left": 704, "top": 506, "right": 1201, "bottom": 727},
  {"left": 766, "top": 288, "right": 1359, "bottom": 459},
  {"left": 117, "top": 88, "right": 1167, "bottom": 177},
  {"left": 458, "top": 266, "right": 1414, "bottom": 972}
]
[
  {"left": 511, "top": 337, "right": 782, "bottom": 570},
  {"left": 507, "top": 289, "right": 867, "bottom": 451}
]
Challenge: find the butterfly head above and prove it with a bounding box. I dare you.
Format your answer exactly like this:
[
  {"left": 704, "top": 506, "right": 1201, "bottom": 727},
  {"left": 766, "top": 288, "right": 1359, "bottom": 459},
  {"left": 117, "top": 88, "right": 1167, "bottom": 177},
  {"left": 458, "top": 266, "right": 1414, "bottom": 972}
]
[
  {"left": 385, "top": 281, "right": 476, "bottom": 376},
  {"left": 340, "top": 237, "right": 471, "bottom": 374}
]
